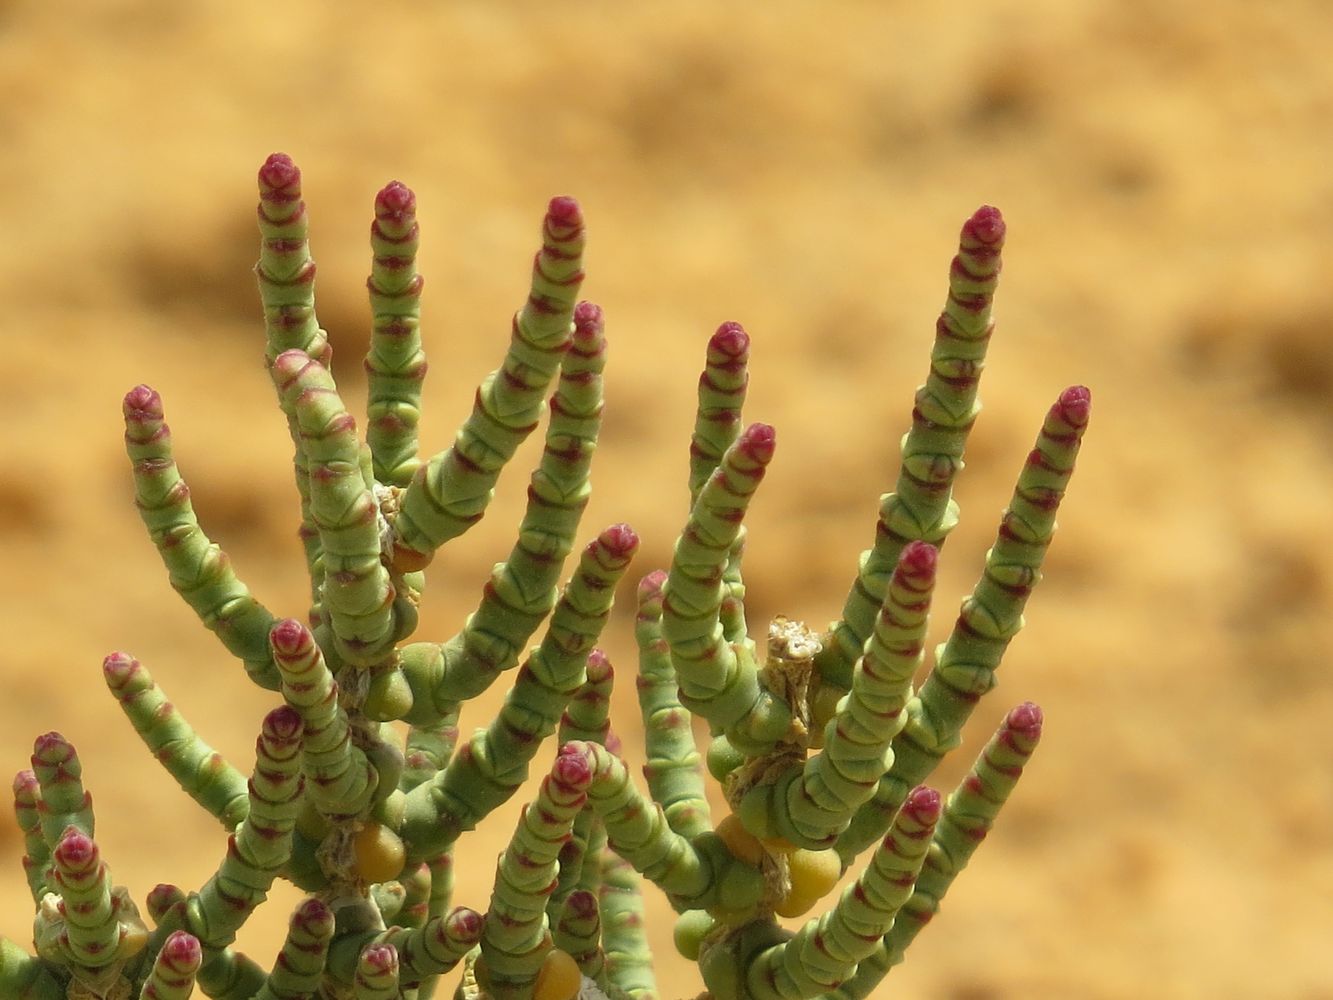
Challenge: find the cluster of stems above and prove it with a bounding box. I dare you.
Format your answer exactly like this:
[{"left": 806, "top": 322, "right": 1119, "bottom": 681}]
[{"left": 1, "top": 156, "right": 1087, "bottom": 1000}]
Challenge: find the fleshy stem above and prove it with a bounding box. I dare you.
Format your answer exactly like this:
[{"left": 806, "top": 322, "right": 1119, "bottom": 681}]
[
  {"left": 139, "top": 930, "right": 203, "bottom": 1000},
  {"left": 401, "top": 299, "right": 608, "bottom": 723},
  {"left": 745, "top": 787, "right": 940, "bottom": 1000},
  {"left": 736, "top": 543, "right": 936, "bottom": 850},
  {"left": 480, "top": 746, "right": 593, "bottom": 1000},
  {"left": 817, "top": 206, "right": 1006, "bottom": 694},
  {"left": 390, "top": 196, "right": 586, "bottom": 569},
  {"left": 836, "top": 385, "right": 1090, "bottom": 865},
  {"left": 599, "top": 848, "right": 657, "bottom": 1000},
  {"left": 548, "top": 650, "right": 616, "bottom": 921},
  {"left": 825, "top": 703, "right": 1043, "bottom": 1000},
  {"left": 102, "top": 652, "right": 250, "bottom": 831},
  {"left": 366, "top": 180, "right": 427, "bottom": 488},
  {"left": 255, "top": 153, "right": 330, "bottom": 615},
  {"left": 400, "top": 524, "right": 638, "bottom": 862},
  {"left": 252, "top": 897, "right": 334, "bottom": 1000},
  {"left": 271, "top": 350, "right": 397, "bottom": 669},
  {"left": 690, "top": 321, "right": 752, "bottom": 648},
  {"left": 553, "top": 890, "right": 605, "bottom": 984},
  {"left": 662, "top": 423, "right": 792, "bottom": 754},
  {"left": 269, "top": 617, "right": 375, "bottom": 820},
  {"left": 180, "top": 706, "right": 304, "bottom": 951},
  {"left": 11, "top": 771, "right": 48, "bottom": 901},
  {"left": 122, "top": 385, "right": 281, "bottom": 690},
  {"left": 635, "top": 570, "right": 712, "bottom": 841}
]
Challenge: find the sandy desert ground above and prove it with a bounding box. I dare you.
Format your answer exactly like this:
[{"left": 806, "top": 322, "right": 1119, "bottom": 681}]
[{"left": 1, "top": 3, "right": 1331, "bottom": 998}]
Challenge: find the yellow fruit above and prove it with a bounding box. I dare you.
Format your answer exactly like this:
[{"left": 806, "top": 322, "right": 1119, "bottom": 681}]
[
  {"left": 773, "top": 888, "right": 819, "bottom": 918},
  {"left": 673, "top": 910, "right": 715, "bottom": 960},
  {"left": 352, "top": 822, "right": 405, "bottom": 883},
  {"left": 534, "top": 948, "right": 582, "bottom": 1000},
  {"left": 786, "top": 847, "right": 841, "bottom": 901},
  {"left": 715, "top": 813, "right": 765, "bottom": 867}
]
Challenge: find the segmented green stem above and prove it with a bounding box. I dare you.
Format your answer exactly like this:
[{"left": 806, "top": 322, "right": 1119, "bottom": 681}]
[
  {"left": 251, "top": 898, "right": 334, "bottom": 1000},
  {"left": 747, "top": 787, "right": 940, "bottom": 1000},
  {"left": 271, "top": 350, "right": 397, "bottom": 668},
  {"left": 398, "top": 862, "right": 433, "bottom": 931},
  {"left": 480, "top": 746, "right": 593, "bottom": 1000},
  {"left": 139, "top": 931, "right": 202, "bottom": 1000},
  {"left": 188, "top": 706, "right": 304, "bottom": 950},
  {"left": 195, "top": 947, "right": 269, "bottom": 1000},
  {"left": 122, "top": 385, "right": 281, "bottom": 690},
  {"left": 599, "top": 850, "right": 657, "bottom": 1000},
  {"left": 269, "top": 618, "right": 375, "bottom": 818},
  {"left": 827, "top": 704, "right": 1043, "bottom": 999},
  {"left": 836, "top": 385, "right": 1089, "bottom": 865},
  {"left": 405, "top": 300, "right": 607, "bottom": 721},
  {"left": 401, "top": 710, "right": 461, "bottom": 794},
  {"left": 554, "top": 890, "right": 605, "bottom": 983},
  {"left": 662, "top": 423, "right": 791, "bottom": 753},
  {"left": 691, "top": 322, "right": 752, "bottom": 646},
  {"left": 255, "top": 153, "right": 329, "bottom": 612},
  {"left": 42, "top": 830, "right": 119, "bottom": 972},
  {"left": 31, "top": 733, "right": 93, "bottom": 850},
  {"left": 366, "top": 180, "right": 426, "bottom": 487},
  {"left": 754, "top": 542, "right": 935, "bottom": 850},
  {"left": 102, "top": 652, "right": 249, "bottom": 830},
  {"left": 549, "top": 651, "right": 615, "bottom": 918},
  {"left": 818, "top": 206, "right": 1006, "bottom": 693},
  {"left": 11, "top": 770, "right": 48, "bottom": 901},
  {"left": 635, "top": 570, "right": 711, "bottom": 841},
  {"left": 391, "top": 196, "right": 586, "bottom": 565},
  {"left": 351, "top": 943, "right": 399, "bottom": 1000},
  {"left": 401, "top": 525, "right": 636, "bottom": 861}
]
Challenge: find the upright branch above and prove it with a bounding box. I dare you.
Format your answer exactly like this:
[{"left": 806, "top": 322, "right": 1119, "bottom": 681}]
[
  {"left": 365, "top": 180, "right": 427, "bottom": 488},
  {"left": 389, "top": 197, "right": 587, "bottom": 571},
  {"left": 254, "top": 153, "right": 331, "bottom": 605},
  {"left": 836, "top": 385, "right": 1090, "bottom": 865},
  {"left": 661, "top": 423, "right": 792, "bottom": 754},
  {"left": 122, "top": 385, "right": 281, "bottom": 690},
  {"left": 271, "top": 350, "right": 397, "bottom": 669},
  {"left": 817, "top": 206, "right": 1006, "bottom": 694}
]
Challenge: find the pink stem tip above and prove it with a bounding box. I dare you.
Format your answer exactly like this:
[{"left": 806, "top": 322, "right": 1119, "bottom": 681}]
[
  {"left": 898, "top": 540, "right": 939, "bottom": 581},
  {"left": 546, "top": 195, "right": 582, "bottom": 230},
  {"left": 902, "top": 785, "right": 942, "bottom": 823},
  {"left": 122, "top": 385, "right": 163, "bottom": 419},
  {"left": 708, "top": 321, "right": 750, "bottom": 360},
  {"left": 1055, "top": 385, "right": 1092, "bottom": 427},
  {"left": 963, "top": 205, "right": 1005, "bottom": 246},
  {"left": 259, "top": 153, "right": 300, "bottom": 192},
  {"left": 1005, "top": 701, "right": 1043, "bottom": 739},
  {"left": 553, "top": 744, "right": 594, "bottom": 791},
  {"left": 737, "top": 422, "right": 776, "bottom": 464}
]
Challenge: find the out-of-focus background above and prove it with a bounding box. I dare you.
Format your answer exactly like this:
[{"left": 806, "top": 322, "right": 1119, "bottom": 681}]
[{"left": 2, "top": 3, "right": 1331, "bottom": 997}]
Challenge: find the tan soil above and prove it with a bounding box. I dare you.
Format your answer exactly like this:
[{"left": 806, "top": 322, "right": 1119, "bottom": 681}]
[{"left": 1, "top": 4, "right": 1331, "bottom": 998}]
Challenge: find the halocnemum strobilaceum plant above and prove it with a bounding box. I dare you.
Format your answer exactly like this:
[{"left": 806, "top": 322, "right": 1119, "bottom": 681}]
[{"left": 0, "top": 153, "right": 1089, "bottom": 1000}]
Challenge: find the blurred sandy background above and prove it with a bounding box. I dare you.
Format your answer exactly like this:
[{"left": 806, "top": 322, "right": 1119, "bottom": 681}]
[{"left": 1, "top": 2, "right": 1331, "bottom": 997}]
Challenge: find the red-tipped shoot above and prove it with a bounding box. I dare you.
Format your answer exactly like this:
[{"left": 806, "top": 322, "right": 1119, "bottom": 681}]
[
  {"left": 122, "top": 385, "right": 162, "bottom": 419},
  {"left": 553, "top": 744, "right": 594, "bottom": 791},
  {"left": 708, "top": 321, "right": 750, "bottom": 361},
  {"left": 161, "top": 930, "right": 202, "bottom": 972},
  {"left": 259, "top": 153, "right": 300, "bottom": 193},
  {"left": 546, "top": 196, "right": 583, "bottom": 231},
  {"left": 902, "top": 785, "right": 942, "bottom": 825},
  {"left": 269, "top": 618, "right": 313, "bottom": 658},
  {"left": 962, "top": 205, "right": 1005, "bottom": 246},
  {"left": 737, "top": 422, "right": 776, "bottom": 464},
  {"left": 1055, "top": 385, "right": 1092, "bottom": 428}
]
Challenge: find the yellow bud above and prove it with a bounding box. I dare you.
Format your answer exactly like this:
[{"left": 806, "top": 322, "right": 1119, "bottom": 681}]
[
  {"left": 353, "top": 822, "right": 405, "bottom": 883},
  {"left": 715, "top": 813, "right": 765, "bottom": 867},
  {"left": 786, "top": 847, "right": 842, "bottom": 902},
  {"left": 534, "top": 948, "right": 582, "bottom": 1000}
]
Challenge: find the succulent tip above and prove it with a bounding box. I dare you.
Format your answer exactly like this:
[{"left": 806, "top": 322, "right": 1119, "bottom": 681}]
[
  {"left": 585, "top": 648, "right": 613, "bottom": 681},
  {"left": 546, "top": 195, "right": 583, "bottom": 229},
  {"left": 102, "top": 651, "right": 137, "bottom": 684},
  {"left": 599, "top": 522, "right": 640, "bottom": 558},
  {"left": 637, "top": 568, "right": 668, "bottom": 598},
  {"left": 738, "top": 422, "right": 777, "bottom": 463},
  {"left": 709, "top": 321, "right": 750, "bottom": 359},
  {"left": 295, "top": 896, "right": 334, "bottom": 928},
  {"left": 361, "top": 943, "right": 398, "bottom": 972},
  {"left": 375, "top": 180, "right": 416, "bottom": 217},
  {"left": 269, "top": 617, "right": 311, "bottom": 657},
  {"left": 572, "top": 301, "right": 605, "bottom": 340},
  {"left": 162, "top": 930, "right": 202, "bottom": 969},
  {"left": 1055, "top": 385, "right": 1092, "bottom": 427},
  {"left": 259, "top": 152, "right": 300, "bottom": 191},
  {"left": 32, "top": 731, "right": 74, "bottom": 760},
  {"left": 553, "top": 743, "right": 594, "bottom": 790},
  {"left": 903, "top": 785, "right": 942, "bottom": 822},
  {"left": 123, "top": 384, "right": 163, "bottom": 419},
  {"left": 450, "top": 906, "right": 484, "bottom": 937},
  {"left": 54, "top": 826, "right": 95, "bottom": 866},
  {"left": 264, "top": 705, "right": 304, "bottom": 742},
  {"left": 1006, "top": 701, "right": 1044, "bottom": 738},
  {"left": 898, "top": 540, "right": 939, "bottom": 579},
  {"left": 963, "top": 205, "right": 1006, "bottom": 245},
  {"left": 12, "top": 769, "right": 37, "bottom": 796},
  {"left": 565, "top": 888, "right": 599, "bottom": 919}
]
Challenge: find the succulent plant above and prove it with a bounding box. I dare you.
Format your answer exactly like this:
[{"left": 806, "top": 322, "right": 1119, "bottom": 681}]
[{"left": 0, "top": 154, "right": 1088, "bottom": 1000}]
